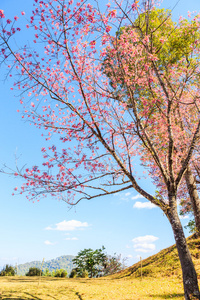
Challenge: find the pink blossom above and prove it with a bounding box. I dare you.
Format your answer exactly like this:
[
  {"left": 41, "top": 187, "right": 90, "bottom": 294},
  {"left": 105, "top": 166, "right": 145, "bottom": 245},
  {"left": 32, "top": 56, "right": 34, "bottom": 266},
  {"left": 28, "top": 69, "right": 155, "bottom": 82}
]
[
  {"left": 0, "top": 9, "right": 5, "bottom": 18},
  {"left": 105, "top": 26, "right": 111, "bottom": 33},
  {"left": 77, "top": 16, "right": 83, "bottom": 23}
]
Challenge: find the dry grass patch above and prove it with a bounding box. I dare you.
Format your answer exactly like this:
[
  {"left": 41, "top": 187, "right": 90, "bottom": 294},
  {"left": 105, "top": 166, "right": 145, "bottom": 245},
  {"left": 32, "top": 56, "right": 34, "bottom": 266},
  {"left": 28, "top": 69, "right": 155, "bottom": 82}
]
[{"left": 0, "top": 276, "right": 184, "bottom": 299}]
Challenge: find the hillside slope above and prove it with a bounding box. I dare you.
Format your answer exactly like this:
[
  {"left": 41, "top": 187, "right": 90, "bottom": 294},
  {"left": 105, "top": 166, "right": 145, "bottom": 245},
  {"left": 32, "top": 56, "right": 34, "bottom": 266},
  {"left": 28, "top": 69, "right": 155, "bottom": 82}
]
[
  {"left": 17, "top": 255, "right": 74, "bottom": 275},
  {"left": 111, "top": 235, "right": 200, "bottom": 279}
]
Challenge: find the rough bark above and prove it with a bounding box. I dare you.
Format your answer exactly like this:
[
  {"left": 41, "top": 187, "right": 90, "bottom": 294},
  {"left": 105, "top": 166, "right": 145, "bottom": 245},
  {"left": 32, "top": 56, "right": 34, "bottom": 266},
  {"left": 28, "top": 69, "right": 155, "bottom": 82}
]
[
  {"left": 185, "top": 167, "right": 200, "bottom": 236},
  {"left": 167, "top": 198, "right": 200, "bottom": 299}
]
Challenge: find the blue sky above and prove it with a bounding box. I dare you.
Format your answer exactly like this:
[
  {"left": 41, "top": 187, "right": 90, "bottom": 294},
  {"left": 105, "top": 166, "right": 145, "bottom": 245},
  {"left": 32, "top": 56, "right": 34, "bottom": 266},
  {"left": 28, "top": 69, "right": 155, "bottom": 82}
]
[{"left": 0, "top": 0, "right": 199, "bottom": 270}]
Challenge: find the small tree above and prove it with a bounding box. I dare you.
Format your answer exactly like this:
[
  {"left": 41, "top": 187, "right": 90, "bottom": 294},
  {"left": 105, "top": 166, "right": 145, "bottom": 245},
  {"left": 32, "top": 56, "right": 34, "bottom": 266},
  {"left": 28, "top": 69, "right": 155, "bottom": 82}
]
[
  {"left": 0, "top": 265, "right": 16, "bottom": 276},
  {"left": 43, "top": 268, "right": 52, "bottom": 277},
  {"left": 79, "top": 269, "right": 89, "bottom": 278},
  {"left": 103, "top": 254, "right": 127, "bottom": 276},
  {"left": 54, "top": 269, "right": 68, "bottom": 278},
  {"left": 26, "top": 267, "right": 41, "bottom": 276},
  {"left": 69, "top": 269, "right": 77, "bottom": 278},
  {"left": 73, "top": 247, "right": 106, "bottom": 278}
]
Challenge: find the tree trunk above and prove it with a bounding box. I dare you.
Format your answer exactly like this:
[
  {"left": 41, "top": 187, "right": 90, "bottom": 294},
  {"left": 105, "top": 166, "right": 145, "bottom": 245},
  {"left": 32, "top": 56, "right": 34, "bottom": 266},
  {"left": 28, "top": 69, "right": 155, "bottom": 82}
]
[
  {"left": 168, "top": 203, "right": 200, "bottom": 299},
  {"left": 185, "top": 166, "right": 200, "bottom": 236}
]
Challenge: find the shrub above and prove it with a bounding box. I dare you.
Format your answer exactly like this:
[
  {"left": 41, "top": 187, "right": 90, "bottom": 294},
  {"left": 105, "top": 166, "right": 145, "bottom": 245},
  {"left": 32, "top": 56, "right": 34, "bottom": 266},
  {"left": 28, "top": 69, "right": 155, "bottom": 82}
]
[
  {"left": 80, "top": 269, "right": 88, "bottom": 278},
  {"left": 43, "top": 268, "right": 52, "bottom": 276},
  {"left": 26, "top": 267, "right": 42, "bottom": 276},
  {"left": 54, "top": 269, "right": 67, "bottom": 278},
  {"left": 69, "top": 269, "right": 77, "bottom": 278},
  {"left": 0, "top": 265, "right": 16, "bottom": 276}
]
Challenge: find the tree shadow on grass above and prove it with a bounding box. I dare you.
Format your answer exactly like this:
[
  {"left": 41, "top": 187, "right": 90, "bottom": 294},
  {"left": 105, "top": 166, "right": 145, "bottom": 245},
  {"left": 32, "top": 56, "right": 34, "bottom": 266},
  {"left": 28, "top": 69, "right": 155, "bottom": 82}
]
[
  {"left": 75, "top": 292, "right": 84, "bottom": 300},
  {"left": 24, "top": 292, "right": 43, "bottom": 299},
  {"left": 45, "top": 294, "right": 59, "bottom": 300},
  {"left": 2, "top": 293, "right": 43, "bottom": 300},
  {"left": 4, "top": 279, "right": 35, "bottom": 283},
  {"left": 6, "top": 277, "right": 62, "bottom": 283},
  {"left": 149, "top": 293, "right": 184, "bottom": 298}
]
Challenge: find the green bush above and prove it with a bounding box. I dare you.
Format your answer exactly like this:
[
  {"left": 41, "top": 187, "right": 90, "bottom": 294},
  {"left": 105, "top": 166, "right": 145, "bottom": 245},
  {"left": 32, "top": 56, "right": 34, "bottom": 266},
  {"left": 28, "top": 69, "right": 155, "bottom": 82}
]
[
  {"left": 80, "top": 269, "right": 88, "bottom": 278},
  {"left": 54, "top": 269, "right": 67, "bottom": 278},
  {"left": 0, "top": 265, "right": 16, "bottom": 276},
  {"left": 26, "top": 267, "right": 42, "bottom": 276},
  {"left": 69, "top": 269, "right": 77, "bottom": 278},
  {"left": 43, "top": 268, "right": 52, "bottom": 277}
]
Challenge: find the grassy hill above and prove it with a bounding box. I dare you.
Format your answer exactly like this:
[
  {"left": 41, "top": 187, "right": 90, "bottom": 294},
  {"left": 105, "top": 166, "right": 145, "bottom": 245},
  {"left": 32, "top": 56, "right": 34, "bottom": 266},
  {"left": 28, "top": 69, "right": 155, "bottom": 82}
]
[
  {"left": 17, "top": 255, "right": 74, "bottom": 275},
  {"left": 110, "top": 234, "right": 200, "bottom": 279}
]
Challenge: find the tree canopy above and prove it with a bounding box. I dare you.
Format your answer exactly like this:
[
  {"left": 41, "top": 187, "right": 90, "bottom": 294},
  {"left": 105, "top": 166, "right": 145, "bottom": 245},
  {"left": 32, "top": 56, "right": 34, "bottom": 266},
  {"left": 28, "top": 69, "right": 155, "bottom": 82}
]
[
  {"left": 72, "top": 247, "right": 126, "bottom": 277},
  {"left": 103, "top": 7, "right": 200, "bottom": 234},
  {"left": 0, "top": 265, "right": 16, "bottom": 276},
  {"left": 72, "top": 247, "right": 106, "bottom": 278}
]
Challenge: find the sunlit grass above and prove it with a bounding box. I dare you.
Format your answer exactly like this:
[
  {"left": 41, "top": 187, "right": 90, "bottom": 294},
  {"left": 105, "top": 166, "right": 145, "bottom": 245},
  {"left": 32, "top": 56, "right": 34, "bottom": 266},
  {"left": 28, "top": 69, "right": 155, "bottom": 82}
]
[
  {"left": 1, "top": 236, "right": 200, "bottom": 299},
  {"left": 0, "top": 276, "right": 184, "bottom": 299}
]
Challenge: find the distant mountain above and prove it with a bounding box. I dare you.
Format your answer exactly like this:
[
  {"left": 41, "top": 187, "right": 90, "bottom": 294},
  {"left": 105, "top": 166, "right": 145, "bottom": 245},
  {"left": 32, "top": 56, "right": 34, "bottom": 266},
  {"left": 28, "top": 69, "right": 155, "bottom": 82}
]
[{"left": 17, "top": 255, "right": 75, "bottom": 276}]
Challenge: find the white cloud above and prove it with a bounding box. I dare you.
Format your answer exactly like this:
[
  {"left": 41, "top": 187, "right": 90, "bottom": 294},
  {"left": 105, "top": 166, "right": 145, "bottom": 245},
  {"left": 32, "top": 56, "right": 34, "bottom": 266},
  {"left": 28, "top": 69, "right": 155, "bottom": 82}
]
[
  {"left": 125, "top": 192, "right": 131, "bottom": 196},
  {"left": 1, "top": 257, "right": 18, "bottom": 261},
  {"left": 133, "top": 243, "right": 156, "bottom": 251},
  {"left": 132, "top": 235, "right": 158, "bottom": 243},
  {"left": 127, "top": 254, "right": 133, "bottom": 259},
  {"left": 134, "top": 248, "right": 155, "bottom": 253},
  {"left": 65, "top": 237, "right": 78, "bottom": 241},
  {"left": 45, "top": 220, "right": 89, "bottom": 231},
  {"left": 44, "top": 240, "right": 56, "bottom": 245},
  {"left": 180, "top": 215, "right": 189, "bottom": 220},
  {"left": 131, "top": 194, "right": 144, "bottom": 200},
  {"left": 132, "top": 235, "right": 158, "bottom": 253},
  {"left": 133, "top": 201, "right": 156, "bottom": 209},
  {"left": 113, "top": 193, "right": 119, "bottom": 197}
]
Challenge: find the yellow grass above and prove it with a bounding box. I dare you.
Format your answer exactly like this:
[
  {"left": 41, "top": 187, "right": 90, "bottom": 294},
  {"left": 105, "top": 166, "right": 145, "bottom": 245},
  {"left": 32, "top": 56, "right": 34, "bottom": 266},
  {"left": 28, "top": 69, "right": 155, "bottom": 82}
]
[
  {"left": 2, "top": 236, "right": 200, "bottom": 299},
  {"left": 0, "top": 276, "right": 184, "bottom": 299}
]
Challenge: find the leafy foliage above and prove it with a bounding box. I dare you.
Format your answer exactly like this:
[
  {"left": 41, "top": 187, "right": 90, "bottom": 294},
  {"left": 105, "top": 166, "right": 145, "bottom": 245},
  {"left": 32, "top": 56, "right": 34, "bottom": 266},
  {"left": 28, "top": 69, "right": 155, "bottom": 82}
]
[
  {"left": 69, "top": 269, "right": 77, "bottom": 278},
  {"left": 73, "top": 247, "right": 126, "bottom": 277},
  {"left": 184, "top": 219, "right": 197, "bottom": 234},
  {"left": 104, "top": 7, "right": 200, "bottom": 226},
  {"left": 73, "top": 247, "right": 106, "bottom": 278},
  {"left": 43, "top": 268, "right": 52, "bottom": 277},
  {"left": 0, "top": 265, "right": 16, "bottom": 276},
  {"left": 26, "top": 267, "right": 41, "bottom": 276},
  {"left": 53, "top": 269, "right": 68, "bottom": 278},
  {"left": 103, "top": 254, "right": 127, "bottom": 276}
]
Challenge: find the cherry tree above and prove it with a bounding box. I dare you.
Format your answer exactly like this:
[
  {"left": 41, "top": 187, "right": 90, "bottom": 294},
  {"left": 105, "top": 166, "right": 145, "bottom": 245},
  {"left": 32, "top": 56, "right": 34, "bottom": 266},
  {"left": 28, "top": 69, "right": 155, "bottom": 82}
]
[{"left": 0, "top": 0, "right": 200, "bottom": 298}]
